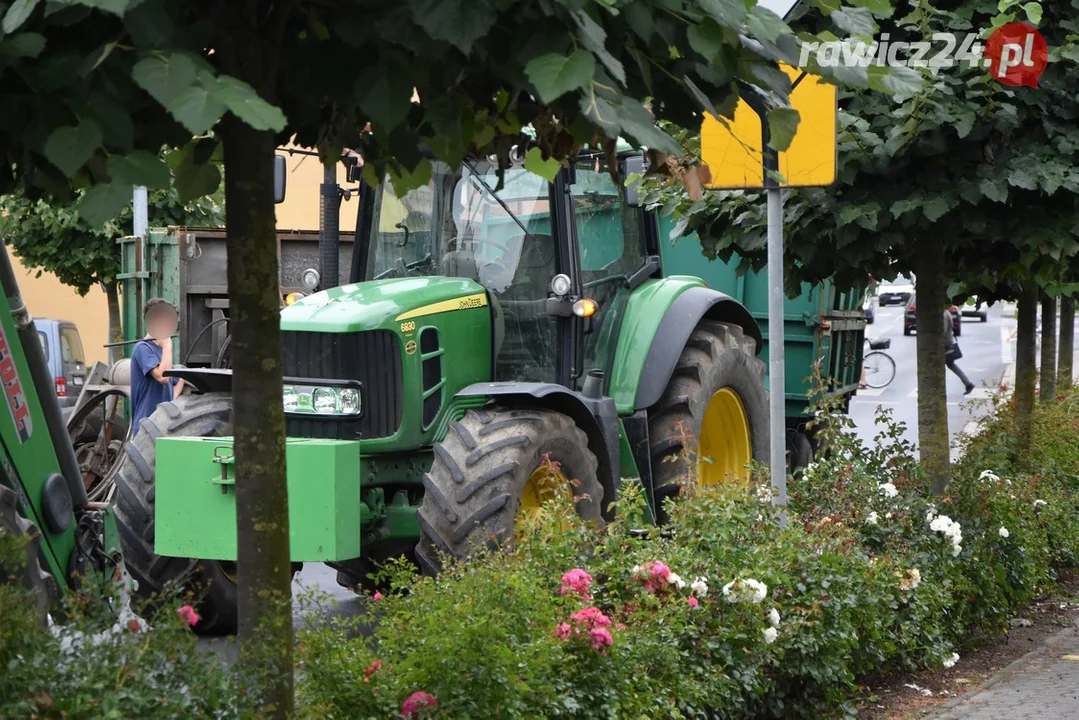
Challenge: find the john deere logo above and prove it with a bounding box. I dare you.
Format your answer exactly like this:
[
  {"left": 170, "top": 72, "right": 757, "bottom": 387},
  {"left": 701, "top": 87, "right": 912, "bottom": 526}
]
[{"left": 405, "top": 340, "right": 417, "bottom": 355}]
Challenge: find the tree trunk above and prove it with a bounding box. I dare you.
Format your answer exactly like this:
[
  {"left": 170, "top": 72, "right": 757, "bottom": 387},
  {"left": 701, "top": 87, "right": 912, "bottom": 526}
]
[
  {"left": 103, "top": 282, "right": 122, "bottom": 365},
  {"left": 1039, "top": 293, "right": 1056, "bottom": 400},
  {"left": 913, "top": 241, "right": 950, "bottom": 494},
  {"left": 218, "top": 5, "right": 293, "bottom": 716},
  {"left": 1060, "top": 296, "right": 1075, "bottom": 387},
  {"left": 1015, "top": 284, "right": 1039, "bottom": 457}
]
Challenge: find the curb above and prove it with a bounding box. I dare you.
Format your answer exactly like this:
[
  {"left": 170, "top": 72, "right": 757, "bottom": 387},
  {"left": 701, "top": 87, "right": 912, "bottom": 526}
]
[{"left": 924, "top": 617, "right": 1079, "bottom": 717}]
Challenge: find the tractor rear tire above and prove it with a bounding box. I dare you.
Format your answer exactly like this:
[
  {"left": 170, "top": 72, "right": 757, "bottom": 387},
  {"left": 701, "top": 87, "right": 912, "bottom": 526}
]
[
  {"left": 415, "top": 407, "right": 603, "bottom": 575},
  {"left": 648, "top": 319, "right": 769, "bottom": 523},
  {"left": 0, "top": 485, "right": 59, "bottom": 625},
  {"left": 112, "top": 393, "right": 238, "bottom": 635}
]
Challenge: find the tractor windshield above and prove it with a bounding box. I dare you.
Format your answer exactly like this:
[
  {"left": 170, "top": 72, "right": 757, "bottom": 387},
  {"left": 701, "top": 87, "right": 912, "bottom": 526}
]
[{"left": 367, "top": 160, "right": 553, "bottom": 296}]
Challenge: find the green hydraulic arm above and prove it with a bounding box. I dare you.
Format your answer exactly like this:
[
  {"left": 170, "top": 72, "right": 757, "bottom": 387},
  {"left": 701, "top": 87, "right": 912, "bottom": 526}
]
[{"left": 0, "top": 240, "right": 116, "bottom": 597}]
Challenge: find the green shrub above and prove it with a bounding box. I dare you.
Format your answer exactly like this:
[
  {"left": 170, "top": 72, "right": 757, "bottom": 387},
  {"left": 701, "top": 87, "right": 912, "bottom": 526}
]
[
  {"left": 0, "top": 538, "right": 247, "bottom": 719},
  {"left": 298, "top": 388, "right": 1079, "bottom": 719}
]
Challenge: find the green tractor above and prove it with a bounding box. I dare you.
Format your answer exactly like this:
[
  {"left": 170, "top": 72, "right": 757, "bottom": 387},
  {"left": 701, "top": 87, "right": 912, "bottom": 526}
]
[{"left": 113, "top": 146, "right": 772, "bottom": 633}]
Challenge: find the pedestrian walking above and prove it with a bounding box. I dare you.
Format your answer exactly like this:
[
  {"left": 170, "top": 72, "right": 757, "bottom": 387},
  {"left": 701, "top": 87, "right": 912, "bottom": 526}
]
[{"left": 944, "top": 307, "right": 975, "bottom": 395}]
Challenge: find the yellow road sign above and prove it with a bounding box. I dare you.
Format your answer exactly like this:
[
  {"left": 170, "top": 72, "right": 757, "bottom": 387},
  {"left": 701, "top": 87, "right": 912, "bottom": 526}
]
[{"left": 701, "top": 64, "right": 837, "bottom": 189}]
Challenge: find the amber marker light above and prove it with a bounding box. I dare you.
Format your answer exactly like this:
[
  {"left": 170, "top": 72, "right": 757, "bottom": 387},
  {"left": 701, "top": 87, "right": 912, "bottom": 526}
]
[{"left": 572, "top": 298, "right": 598, "bottom": 317}]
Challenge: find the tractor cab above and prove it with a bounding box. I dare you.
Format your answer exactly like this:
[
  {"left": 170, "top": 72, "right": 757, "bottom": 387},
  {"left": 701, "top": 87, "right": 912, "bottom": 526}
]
[{"left": 362, "top": 150, "right": 651, "bottom": 389}]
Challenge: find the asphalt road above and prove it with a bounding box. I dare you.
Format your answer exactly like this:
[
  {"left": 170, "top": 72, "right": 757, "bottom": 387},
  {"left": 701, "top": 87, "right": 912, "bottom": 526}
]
[{"left": 850, "top": 302, "right": 1033, "bottom": 457}]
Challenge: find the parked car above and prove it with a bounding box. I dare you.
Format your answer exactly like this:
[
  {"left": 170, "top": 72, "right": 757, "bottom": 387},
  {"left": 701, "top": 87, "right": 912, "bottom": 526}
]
[
  {"left": 36, "top": 319, "right": 87, "bottom": 410},
  {"left": 864, "top": 293, "right": 875, "bottom": 324},
  {"left": 903, "top": 295, "right": 961, "bottom": 337},
  {"left": 878, "top": 275, "right": 915, "bottom": 306},
  {"left": 960, "top": 296, "right": 989, "bottom": 322}
]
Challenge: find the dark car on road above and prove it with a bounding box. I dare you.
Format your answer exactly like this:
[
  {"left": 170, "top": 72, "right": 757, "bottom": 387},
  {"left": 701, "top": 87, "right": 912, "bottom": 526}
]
[
  {"left": 36, "top": 318, "right": 87, "bottom": 410},
  {"left": 904, "top": 294, "right": 961, "bottom": 337}
]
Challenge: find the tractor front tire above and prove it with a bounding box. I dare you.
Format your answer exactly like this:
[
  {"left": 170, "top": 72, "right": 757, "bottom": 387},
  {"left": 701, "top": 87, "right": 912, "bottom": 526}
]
[
  {"left": 112, "top": 393, "right": 238, "bottom": 635},
  {"left": 648, "top": 320, "right": 769, "bottom": 522},
  {"left": 0, "top": 485, "right": 59, "bottom": 625},
  {"left": 415, "top": 407, "right": 603, "bottom": 575}
]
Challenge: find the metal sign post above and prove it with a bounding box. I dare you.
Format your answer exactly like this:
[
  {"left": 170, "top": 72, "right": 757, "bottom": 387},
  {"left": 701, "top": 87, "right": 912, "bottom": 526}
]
[
  {"left": 699, "top": 58, "right": 837, "bottom": 515},
  {"left": 763, "top": 145, "right": 788, "bottom": 521}
]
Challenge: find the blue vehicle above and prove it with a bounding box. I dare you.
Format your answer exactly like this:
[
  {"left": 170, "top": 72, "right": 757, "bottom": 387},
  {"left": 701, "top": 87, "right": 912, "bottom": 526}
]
[{"left": 34, "top": 318, "right": 87, "bottom": 411}]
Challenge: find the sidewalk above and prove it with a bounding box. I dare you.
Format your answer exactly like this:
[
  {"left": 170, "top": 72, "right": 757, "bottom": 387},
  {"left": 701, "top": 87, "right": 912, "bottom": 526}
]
[{"left": 929, "top": 620, "right": 1079, "bottom": 719}]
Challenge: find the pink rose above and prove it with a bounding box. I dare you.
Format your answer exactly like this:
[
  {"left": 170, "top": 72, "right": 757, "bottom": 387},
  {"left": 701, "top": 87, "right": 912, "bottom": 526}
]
[
  {"left": 588, "top": 627, "right": 613, "bottom": 654},
  {"left": 373, "top": 591, "right": 382, "bottom": 602},
  {"left": 559, "top": 568, "right": 593, "bottom": 600},
  {"left": 176, "top": 605, "right": 199, "bottom": 627},
  {"left": 688, "top": 596, "right": 700, "bottom": 608},
  {"left": 401, "top": 691, "right": 438, "bottom": 718}
]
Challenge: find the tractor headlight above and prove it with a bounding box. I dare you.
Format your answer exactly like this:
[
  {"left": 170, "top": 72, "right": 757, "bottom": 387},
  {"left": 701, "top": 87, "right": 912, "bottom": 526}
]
[{"left": 282, "top": 384, "right": 362, "bottom": 416}]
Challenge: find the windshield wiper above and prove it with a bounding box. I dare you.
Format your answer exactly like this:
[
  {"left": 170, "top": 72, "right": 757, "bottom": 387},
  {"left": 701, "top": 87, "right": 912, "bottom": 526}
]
[{"left": 462, "top": 160, "right": 543, "bottom": 247}]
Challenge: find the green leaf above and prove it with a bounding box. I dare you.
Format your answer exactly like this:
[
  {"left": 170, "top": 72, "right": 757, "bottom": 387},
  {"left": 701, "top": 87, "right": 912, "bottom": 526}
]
[
  {"left": 745, "top": 7, "right": 789, "bottom": 44},
  {"left": 612, "top": 97, "right": 680, "bottom": 155},
  {"left": 214, "top": 76, "right": 287, "bottom": 131},
  {"left": 699, "top": 0, "right": 748, "bottom": 29},
  {"left": 174, "top": 150, "right": 221, "bottom": 203},
  {"left": 1007, "top": 164, "right": 1038, "bottom": 190},
  {"left": 523, "top": 147, "right": 560, "bottom": 182},
  {"left": 573, "top": 10, "right": 625, "bottom": 85},
  {"left": 766, "top": 107, "right": 800, "bottom": 152},
  {"left": 0, "top": 32, "right": 46, "bottom": 57},
  {"left": 979, "top": 178, "right": 1008, "bottom": 203},
  {"left": 107, "top": 150, "right": 170, "bottom": 188},
  {"left": 525, "top": 51, "right": 596, "bottom": 104},
  {"left": 922, "top": 196, "right": 951, "bottom": 221},
  {"left": 3, "top": 0, "right": 41, "bottom": 34},
  {"left": 687, "top": 18, "right": 725, "bottom": 60},
  {"left": 63, "top": 0, "right": 134, "bottom": 16},
  {"left": 388, "top": 158, "right": 433, "bottom": 197},
  {"left": 78, "top": 181, "right": 131, "bottom": 226},
  {"left": 407, "top": 0, "right": 496, "bottom": 54},
  {"left": 847, "top": 0, "right": 892, "bottom": 15},
  {"left": 169, "top": 73, "right": 227, "bottom": 134},
  {"left": 624, "top": 2, "right": 653, "bottom": 39},
  {"left": 1022, "top": 2, "right": 1042, "bottom": 25},
  {"left": 43, "top": 119, "right": 102, "bottom": 177},
  {"left": 131, "top": 52, "right": 198, "bottom": 108},
  {"left": 829, "top": 7, "right": 876, "bottom": 37},
  {"left": 356, "top": 63, "right": 413, "bottom": 132}
]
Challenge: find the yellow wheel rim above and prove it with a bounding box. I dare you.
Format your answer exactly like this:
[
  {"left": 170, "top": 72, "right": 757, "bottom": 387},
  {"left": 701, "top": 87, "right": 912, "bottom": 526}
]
[
  {"left": 519, "top": 461, "right": 572, "bottom": 518},
  {"left": 697, "top": 387, "right": 752, "bottom": 486}
]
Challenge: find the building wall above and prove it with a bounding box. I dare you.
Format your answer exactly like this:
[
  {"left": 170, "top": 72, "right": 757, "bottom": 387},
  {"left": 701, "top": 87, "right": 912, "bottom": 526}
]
[
  {"left": 274, "top": 148, "right": 352, "bottom": 232},
  {"left": 8, "top": 251, "right": 111, "bottom": 366}
]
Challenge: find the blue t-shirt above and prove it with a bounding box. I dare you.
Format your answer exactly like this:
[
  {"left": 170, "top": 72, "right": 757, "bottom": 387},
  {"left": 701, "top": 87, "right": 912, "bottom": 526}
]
[{"left": 130, "top": 340, "right": 177, "bottom": 433}]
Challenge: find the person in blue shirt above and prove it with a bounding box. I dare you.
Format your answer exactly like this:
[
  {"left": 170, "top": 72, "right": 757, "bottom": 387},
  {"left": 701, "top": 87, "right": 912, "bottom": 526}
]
[{"left": 130, "top": 298, "right": 185, "bottom": 433}]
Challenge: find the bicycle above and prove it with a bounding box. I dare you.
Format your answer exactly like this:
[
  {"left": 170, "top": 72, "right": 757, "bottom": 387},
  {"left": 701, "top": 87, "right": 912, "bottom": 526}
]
[{"left": 861, "top": 337, "right": 896, "bottom": 389}]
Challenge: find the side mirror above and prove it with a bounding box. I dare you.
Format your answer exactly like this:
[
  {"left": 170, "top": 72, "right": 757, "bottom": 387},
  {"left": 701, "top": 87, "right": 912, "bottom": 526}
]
[
  {"left": 343, "top": 154, "right": 362, "bottom": 183},
  {"left": 624, "top": 155, "right": 646, "bottom": 207},
  {"left": 273, "top": 154, "right": 287, "bottom": 204}
]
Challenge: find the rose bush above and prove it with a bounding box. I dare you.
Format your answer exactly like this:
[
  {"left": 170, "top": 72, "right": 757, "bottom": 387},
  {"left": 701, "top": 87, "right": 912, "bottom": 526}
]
[{"left": 297, "top": 387, "right": 1079, "bottom": 718}]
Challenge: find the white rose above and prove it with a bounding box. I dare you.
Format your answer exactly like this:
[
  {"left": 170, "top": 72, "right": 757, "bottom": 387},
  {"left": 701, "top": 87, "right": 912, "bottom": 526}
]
[
  {"left": 691, "top": 577, "right": 709, "bottom": 597},
  {"left": 1034, "top": 499, "right": 1048, "bottom": 508},
  {"left": 768, "top": 608, "right": 781, "bottom": 627},
  {"left": 998, "top": 526, "right": 1010, "bottom": 539},
  {"left": 942, "top": 652, "right": 959, "bottom": 669},
  {"left": 879, "top": 482, "right": 899, "bottom": 498},
  {"left": 763, "top": 626, "right": 778, "bottom": 645},
  {"left": 668, "top": 572, "right": 686, "bottom": 589},
  {"left": 979, "top": 470, "right": 999, "bottom": 482},
  {"left": 867, "top": 511, "right": 879, "bottom": 525}
]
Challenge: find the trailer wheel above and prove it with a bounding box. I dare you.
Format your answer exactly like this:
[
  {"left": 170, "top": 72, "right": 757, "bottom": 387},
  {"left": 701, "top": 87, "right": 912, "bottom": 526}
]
[
  {"left": 648, "top": 319, "right": 769, "bottom": 523},
  {"left": 112, "top": 393, "right": 240, "bottom": 635},
  {"left": 415, "top": 407, "right": 603, "bottom": 575},
  {"left": 0, "top": 485, "right": 60, "bottom": 625},
  {"left": 789, "top": 430, "right": 814, "bottom": 477}
]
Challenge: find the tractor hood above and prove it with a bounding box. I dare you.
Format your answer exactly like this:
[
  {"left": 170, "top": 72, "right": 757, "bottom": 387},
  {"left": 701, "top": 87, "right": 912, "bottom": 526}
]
[{"left": 280, "top": 277, "right": 489, "bottom": 332}]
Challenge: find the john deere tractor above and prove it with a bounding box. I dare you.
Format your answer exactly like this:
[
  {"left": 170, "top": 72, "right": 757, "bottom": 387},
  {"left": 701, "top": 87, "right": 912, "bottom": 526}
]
[{"left": 113, "top": 146, "right": 770, "bottom": 633}]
